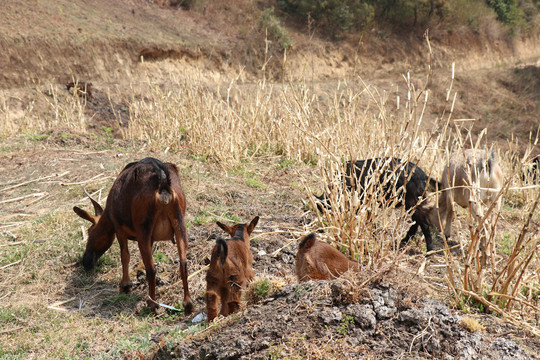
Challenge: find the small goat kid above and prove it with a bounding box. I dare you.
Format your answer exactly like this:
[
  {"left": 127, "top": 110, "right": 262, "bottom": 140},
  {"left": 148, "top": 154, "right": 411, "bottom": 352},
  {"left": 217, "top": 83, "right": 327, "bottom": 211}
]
[
  {"left": 205, "top": 216, "right": 259, "bottom": 321},
  {"left": 73, "top": 158, "right": 192, "bottom": 313},
  {"left": 296, "top": 233, "right": 361, "bottom": 282},
  {"left": 426, "top": 149, "right": 503, "bottom": 239},
  {"left": 316, "top": 158, "right": 439, "bottom": 252}
]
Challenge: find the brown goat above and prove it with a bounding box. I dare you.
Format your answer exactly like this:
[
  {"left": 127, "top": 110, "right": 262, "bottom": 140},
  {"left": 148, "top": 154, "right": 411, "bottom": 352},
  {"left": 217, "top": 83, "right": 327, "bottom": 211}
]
[
  {"left": 296, "top": 233, "right": 361, "bottom": 282},
  {"left": 425, "top": 149, "right": 503, "bottom": 239},
  {"left": 73, "top": 157, "right": 192, "bottom": 313},
  {"left": 205, "top": 216, "right": 259, "bottom": 321},
  {"left": 66, "top": 81, "right": 93, "bottom": 100}
]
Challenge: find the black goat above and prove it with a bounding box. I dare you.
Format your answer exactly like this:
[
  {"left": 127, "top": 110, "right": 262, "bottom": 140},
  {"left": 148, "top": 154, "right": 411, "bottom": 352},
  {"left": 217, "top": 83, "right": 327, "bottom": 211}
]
[{"left": 316, "top": 158, "right": 439, "bottom": 252}]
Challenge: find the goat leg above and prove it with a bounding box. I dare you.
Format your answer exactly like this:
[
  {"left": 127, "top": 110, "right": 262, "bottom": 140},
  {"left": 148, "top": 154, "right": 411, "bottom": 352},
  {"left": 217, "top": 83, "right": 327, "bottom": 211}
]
[
  {"left": 118, "top": 235, "right": 132, "bottom": 293},
  {"left": 174, "top": 219, "right": 193, "bottom": 315},
  {"left": 137, "top": 237, "right": 158, "bottom": 309},
  {"left": 205, "top": 290, "right": 219, "bottom": 321}
]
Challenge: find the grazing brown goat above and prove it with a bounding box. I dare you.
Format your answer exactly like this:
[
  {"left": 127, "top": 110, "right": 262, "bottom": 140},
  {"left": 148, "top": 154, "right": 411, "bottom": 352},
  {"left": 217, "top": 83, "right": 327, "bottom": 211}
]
[
  {"left": 425, "top": 149, "right": 504, "bottom": 239},
  {"left": 66, "top": 81, "right": 93, "bottom": 100},
  {"left": 205, "top": 216, "right": 259, "bottom": 321},
  {"left": 296, "top": 233, "right": 361, "bottom": 282},
  {"left": 73, "top": 157, "right": 192, "bottom": 313}
]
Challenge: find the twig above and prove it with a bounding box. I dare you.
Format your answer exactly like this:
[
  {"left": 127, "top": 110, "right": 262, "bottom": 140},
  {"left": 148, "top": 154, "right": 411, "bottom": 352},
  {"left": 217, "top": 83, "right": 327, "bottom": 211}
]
[
  {"left": 170, "top": 265, "right": 210, "bottom": 288},
  {"left": 271, "top": 237, "right": 299, "bottom": 257},
  {"left": 47, "top": 306, "right": 69, "bottom": 312},
  {"left": 409, "top": 317, "right": 433, "bottom": 352},
  {"left": 0, "top": 327, "right": 23, "bottom": 335},
  {"left": 60, "top": 173, "right": 107, "bottom": 186},
  {"left": 0, "top": 193, "right": 47, "bottom": 205},
  {"left": 77, "top": 188, "right": 105, "bottom": 204},
  {"left": 24, "top": 193, "right": 50, "bottom": 206},
  {"left": 0, "top": 241, "right": 25, "bottom": 247},
  {"left": 187, "top": 265, "right": 209, "bottom": 281},
  {"left": 0, "top": 260, "right": 21, "bottom": 270},
  {"left": 0, "top": 171, "right": 69, "bottom": 193},
  {"left": 49, "top": 297, "right": 77, "bottom": 308},
  {"left": 147, "top": 296, "right": 183, "bottom": 312}
]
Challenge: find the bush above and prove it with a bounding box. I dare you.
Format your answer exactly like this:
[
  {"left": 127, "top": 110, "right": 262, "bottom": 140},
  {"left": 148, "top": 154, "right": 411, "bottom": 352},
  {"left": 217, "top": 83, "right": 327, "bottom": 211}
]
[
  {"left": 259, "top": 7, "right": 294, "bottom": 50},
  {"left": 278, "top": 0, "right": 375, "bottom": 37},
  {"left": 487, "top": 0, "right": 525, "bottom": 26}
]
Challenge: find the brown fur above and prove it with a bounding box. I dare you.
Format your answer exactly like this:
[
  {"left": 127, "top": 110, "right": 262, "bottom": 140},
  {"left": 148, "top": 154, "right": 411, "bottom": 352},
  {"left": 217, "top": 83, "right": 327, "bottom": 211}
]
[
  {"left": 295, "top": 233, "right": 361, "bottom": 282},
  {"left": 66, "top": 81, "right": 93, "bottom": 100},
  {"left": 73, "top": 158, "right": 192, "bottom": 313},
  {"left": 205, "top": 216, "right": 259, "bottom": 321},
  {"left": 425, "top": 149, "right": 504, "bottom": 238}
]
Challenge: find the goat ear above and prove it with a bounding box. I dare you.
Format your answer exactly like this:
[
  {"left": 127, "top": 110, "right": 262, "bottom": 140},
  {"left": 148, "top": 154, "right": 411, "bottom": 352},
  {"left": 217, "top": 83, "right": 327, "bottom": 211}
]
[
  {"left": 216, "top": 221, "right": 234, "bottom": 236},
  {"left": 73, "top": 206, "right": 98, "bottom": 225},
  {"left": 246, "top": 216, "right": 259, "bottom": 234}
]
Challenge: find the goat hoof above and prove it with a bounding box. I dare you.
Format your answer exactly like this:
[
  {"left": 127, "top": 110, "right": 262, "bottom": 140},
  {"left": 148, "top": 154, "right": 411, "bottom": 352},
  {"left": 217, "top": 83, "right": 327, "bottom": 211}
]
[
  {"left": 146, "top": 299, "right": 159, "bottom": 310},
  {"left": 119, "top": 282, "right": 132, "bottom": 293},
  {"left": 183, "top": 301, "right": 194, "bottom": 315}
]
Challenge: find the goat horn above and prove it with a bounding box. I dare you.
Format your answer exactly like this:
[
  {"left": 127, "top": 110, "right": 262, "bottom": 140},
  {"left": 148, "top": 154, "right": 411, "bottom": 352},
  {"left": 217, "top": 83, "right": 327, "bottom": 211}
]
[{"left": 83, "top": 187, "right": 104, "bottom": 216}]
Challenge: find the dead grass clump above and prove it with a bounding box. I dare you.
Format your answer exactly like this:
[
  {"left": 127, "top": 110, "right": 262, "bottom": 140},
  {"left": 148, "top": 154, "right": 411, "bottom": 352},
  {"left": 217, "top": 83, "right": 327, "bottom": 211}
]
[
  {"left": 244, "top": 275, "right": 286, "bottom": 306},
  {"left": 330, "top": 259, "right": 409, "bottom": 305},
  {"left": 460, "top": 316, "right": 485, "bottom": 332}
]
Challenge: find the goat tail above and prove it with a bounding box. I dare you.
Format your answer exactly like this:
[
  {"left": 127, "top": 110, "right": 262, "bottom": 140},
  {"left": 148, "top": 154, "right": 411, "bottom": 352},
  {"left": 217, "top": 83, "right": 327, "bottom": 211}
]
[
  {"left": 487, "top": 150, "right": 497, "bottom": 176},
  {"left": 298, "top": 233, "right": 317, "bottom": 252},
  {"left": 154, "top": 162, "right": 173, "bottom": 205},
  {"left": 216, "top": 238, "right": 228, "bottom": 266}
]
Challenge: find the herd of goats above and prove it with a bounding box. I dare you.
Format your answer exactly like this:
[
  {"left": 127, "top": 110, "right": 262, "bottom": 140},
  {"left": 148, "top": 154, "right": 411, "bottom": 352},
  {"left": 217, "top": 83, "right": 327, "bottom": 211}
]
[{"left": 72, "top": 149, "right": 539, "bottom": 321}]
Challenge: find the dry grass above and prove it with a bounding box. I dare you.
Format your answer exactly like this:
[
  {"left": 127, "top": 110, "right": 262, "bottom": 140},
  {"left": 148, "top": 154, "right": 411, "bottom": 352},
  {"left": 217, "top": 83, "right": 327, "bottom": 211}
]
[{"left": 1, "top": 40, "right": 539, "bottom": 357}]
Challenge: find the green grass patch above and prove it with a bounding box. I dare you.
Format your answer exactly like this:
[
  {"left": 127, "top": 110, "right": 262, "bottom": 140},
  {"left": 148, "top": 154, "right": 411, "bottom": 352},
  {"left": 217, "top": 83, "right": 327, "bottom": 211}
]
[
  {"left": 245, "top": 177, "right": 266, "bottom": 190},
  {"left": 337, "top": 315, "right": 354, "bottom": 335},
  {"left": 95, "top": 253, "right": 117, "bottom": 273},
  {"left": 0, "top": 306, "right": 31, "bottom": 326},
  {"left": 499, "top": 233, "right": 515, "bottom": 256},
  {"left": 154, "top": 251, "right": 170, "bottom": 264},
  {"left": 104, "top": 293, "right": 139, "bottom": 307},
  {"left": 254, "top": 278, "right": 272, "bottom": 298},
  {"left": 24, "top": 133, "right": 49, "bottom": 141}
]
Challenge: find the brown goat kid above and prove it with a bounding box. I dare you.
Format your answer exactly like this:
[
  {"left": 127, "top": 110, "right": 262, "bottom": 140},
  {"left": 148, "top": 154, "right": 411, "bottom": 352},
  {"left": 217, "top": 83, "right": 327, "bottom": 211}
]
[
  {"left": 296, "top": 233, "right": 361, "bottom": 282},
  {"left": 205, "top": 216, "right": 259, "bottom": 321},
  {"left": 425, "top": 149, "right": 504, "bottom": 239},
  {"left": 73, "top": 158, "right": 192, "bottom": 313}
]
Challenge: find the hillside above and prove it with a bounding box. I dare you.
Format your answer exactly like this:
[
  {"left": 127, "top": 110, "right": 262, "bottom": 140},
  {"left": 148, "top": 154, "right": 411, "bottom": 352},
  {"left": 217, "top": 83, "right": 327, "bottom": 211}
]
[
  {"left": 0, "top": 0, "right": 539, "bottom": 359},
  {"left": 2, "top": 0, "right": 539, "bottom": 152}
]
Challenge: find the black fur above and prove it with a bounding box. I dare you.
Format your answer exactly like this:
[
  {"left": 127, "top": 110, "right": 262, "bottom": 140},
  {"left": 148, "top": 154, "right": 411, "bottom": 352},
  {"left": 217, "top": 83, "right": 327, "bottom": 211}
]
[
  {"left": 216, "top": 238, "right": 228, "bottom": 266},
  {"left": 316, "top": 158, "right": 437, "bottom": 252}
]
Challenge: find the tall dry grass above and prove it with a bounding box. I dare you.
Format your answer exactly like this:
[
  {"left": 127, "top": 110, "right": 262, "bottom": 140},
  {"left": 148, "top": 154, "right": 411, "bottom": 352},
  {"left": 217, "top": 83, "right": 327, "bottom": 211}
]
[
  {"left": 126, "top": 62, "right": 539, "bottom": 330},
  {"left": 0, "top": 51, "right": 539, "bottom": 331},
  {"left": 0, "top": 83, "right": 89, "bottom": 137}
]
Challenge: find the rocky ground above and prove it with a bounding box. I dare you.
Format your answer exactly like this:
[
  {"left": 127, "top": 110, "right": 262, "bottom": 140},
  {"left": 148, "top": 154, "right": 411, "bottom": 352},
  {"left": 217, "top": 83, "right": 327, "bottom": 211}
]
[{"left": 155, "top": 275, "right": 539, "bottom": 359}]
